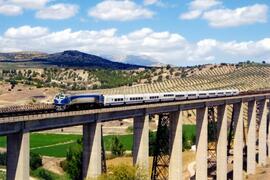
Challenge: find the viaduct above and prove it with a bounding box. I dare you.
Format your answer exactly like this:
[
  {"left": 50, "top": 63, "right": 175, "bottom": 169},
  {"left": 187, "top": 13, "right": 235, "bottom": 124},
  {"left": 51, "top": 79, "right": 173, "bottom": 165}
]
[{"left": 0, "top": 92, "right": 270, "bottom": 180}]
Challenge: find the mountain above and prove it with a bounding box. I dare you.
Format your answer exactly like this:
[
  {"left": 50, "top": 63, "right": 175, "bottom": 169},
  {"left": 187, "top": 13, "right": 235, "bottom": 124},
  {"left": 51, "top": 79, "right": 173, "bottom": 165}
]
[
  {"left": 0, "top": 51, "right": 47, "bottom": 61},
  {"left": 0, "top": 50, "right": 146, "bottom": 70},
  {"left": 121, "top": 55, "right": 161, "bottom": 66},
  {"left": 106, "top": 54, "right": 163, "bottom": 67}
]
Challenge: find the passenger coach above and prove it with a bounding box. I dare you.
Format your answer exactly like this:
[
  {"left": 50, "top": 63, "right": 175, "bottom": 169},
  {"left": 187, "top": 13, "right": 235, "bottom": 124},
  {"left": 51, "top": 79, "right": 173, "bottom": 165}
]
[{"left": 54, "top": 89, "right": 239, "bottom": 111}]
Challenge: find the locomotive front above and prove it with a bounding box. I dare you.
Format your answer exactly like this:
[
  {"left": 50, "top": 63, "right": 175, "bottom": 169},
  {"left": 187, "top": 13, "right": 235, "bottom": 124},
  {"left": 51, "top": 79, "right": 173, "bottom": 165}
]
[{"left": 54, "top": 93, "right": 70, "bottom": 111}]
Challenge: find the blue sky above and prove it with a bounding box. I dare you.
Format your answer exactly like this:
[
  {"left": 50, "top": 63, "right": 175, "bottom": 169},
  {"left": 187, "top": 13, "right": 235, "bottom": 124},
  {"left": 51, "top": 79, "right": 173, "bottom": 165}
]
[{"left": 0, "top": 0, "right": 269, "bottom": 66}]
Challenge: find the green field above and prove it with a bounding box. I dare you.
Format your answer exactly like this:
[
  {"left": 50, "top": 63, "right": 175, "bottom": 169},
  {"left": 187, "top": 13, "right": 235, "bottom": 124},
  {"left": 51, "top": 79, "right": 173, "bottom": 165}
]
[{"left": 0, "top": 125, "right": 195, "bottom": 157}]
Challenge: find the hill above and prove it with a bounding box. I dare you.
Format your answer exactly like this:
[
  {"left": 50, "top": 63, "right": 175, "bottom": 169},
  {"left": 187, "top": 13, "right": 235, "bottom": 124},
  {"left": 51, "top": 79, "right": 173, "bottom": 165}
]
[
  {"left": 0, "top": 51, "right": 47, "bottom": 61},
  {"left": 87, "top": 63, "right": 270, "bottom": 94},
  {"left": 0, "top": 50, "right": 145, "bottom": 70}
]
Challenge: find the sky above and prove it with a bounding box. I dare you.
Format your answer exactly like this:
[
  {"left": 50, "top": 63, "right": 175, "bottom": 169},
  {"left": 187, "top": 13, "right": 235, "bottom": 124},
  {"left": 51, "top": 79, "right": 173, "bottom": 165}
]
[{"left": 0, "top": 0, "right": 269, "bottom": 66}]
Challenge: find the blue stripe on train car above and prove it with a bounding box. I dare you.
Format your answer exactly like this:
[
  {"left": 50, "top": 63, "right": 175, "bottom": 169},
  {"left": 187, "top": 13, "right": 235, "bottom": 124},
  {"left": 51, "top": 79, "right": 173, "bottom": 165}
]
[{"left": 69, "top": 94, "right": 102, "bottom": 101}]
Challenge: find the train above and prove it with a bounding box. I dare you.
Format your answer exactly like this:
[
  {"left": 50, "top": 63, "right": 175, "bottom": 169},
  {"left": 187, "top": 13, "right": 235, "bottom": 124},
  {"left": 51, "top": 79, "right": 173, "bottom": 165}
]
[{"left": 53, "top": 89, "right": 240, "bottom": 111}]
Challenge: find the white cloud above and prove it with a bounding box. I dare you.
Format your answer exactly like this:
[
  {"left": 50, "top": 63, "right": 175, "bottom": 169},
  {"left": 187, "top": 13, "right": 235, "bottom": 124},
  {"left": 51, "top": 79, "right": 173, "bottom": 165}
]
[
  {"left": 88, "top": 0, "right": 154, "bottom": 21},
  {"left": 180, "top": 0, "right": 221, "bottom": 20},
  {"left": 0, "top": 4, "right": 22, "bottom": 16},
  {"left": 180, "top": 10, "right": 201, "bottom": 20},
  {"left": 189, "top": 0, "right": 221, "bottom": 11},
  {"left": 4, "top": 25, "right": 49, "bottom": 39},
  {"left": 202, "top": 4, "right": 268, "bottom": 27},
  {"left": 35, "top": 3, "right": 78, "bottom": 20},
  {"left": 180, "top": 2, "right": 268, "bottom": 28},
  {"left": 9, "top": 0, "right": 49, "bottom": 9},
  {"left": 1, "top": 25, "right": 270, "bottom": 65},
  {"left": 144, "top": 0, "right": 158, "bottom": 5},
  {"left": 0, "top": 0, "right": 49, "bottom": 16}
]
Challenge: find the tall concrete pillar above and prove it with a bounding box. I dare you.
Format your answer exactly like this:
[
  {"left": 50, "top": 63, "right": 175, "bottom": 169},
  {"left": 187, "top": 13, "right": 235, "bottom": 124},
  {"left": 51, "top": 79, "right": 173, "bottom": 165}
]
[
  {"left": 268, "top": 99, "right": 270, "bottom": 157},
  {"left": 7, "top": 131, "right": 29, "bottom": 180},
  {"left": 233, "top": 102, "right": 244, "bottom": 180},
  {"left": 82, "top": 121, "right": 102, "bottom": 179},
  {"left": 195, "top": 106, "right": 208, "bottom": 180},
  {"left": 258, "top": 99, "right": 267, "bottom": 166},
  {"left": 169, "top": 110, "right": 183, "bottom": 180},
  {"left": 216, "top": 104, "right": 227, "bottom": 180},
  {"left": 247, "top": 101, "right": 257, "bottom": 174},
  {"left": 133, "top": 115, "right": 149, "bottom": 172}
]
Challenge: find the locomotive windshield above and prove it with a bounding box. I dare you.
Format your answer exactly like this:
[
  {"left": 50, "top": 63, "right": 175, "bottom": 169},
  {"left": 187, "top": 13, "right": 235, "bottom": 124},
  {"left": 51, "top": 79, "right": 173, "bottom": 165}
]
[{"left": 55, "top": 93, "right": 66, "bottom": 99}]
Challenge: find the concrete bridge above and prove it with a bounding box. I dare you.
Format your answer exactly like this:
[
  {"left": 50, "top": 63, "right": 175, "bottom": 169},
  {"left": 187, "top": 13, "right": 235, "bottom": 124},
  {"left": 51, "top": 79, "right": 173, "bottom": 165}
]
[{"left": 0, "top": 92, "right": 270, "bottom": 180}]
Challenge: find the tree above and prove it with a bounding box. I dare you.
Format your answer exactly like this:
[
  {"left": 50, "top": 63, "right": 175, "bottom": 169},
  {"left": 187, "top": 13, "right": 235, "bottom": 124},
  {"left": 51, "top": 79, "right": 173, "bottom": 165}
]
[
  {"left": 149, "top": 131, "right": 156, "bottom": 156},
  {"left": 0, "top": 152, "right": 6, "bottom": 166},
  {"left": 30, "top": 152, "right": 42, "bottom": 170},
  {"left": 110, "top": 136, "right": 125, "bottom": 157},
  {"left": 66, "top": 139, "right": 82, "bottom": 180}
]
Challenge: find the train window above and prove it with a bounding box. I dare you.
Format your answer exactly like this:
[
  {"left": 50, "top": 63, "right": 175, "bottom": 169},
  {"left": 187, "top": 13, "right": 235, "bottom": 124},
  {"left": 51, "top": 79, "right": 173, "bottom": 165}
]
[
  {"left": 150, "top": 96, "right": 159, "bottom": 99},
  {"left": 188, "top": 94, "right": 196, "bottom": 96},
  {"left": 176, "top": 95, "right": 185, "bottom": 97},
  {"left": 226, "top": 92, "right": 231, "bottom": 94},
  {"left": 209, "top": 93, "right": 215, "bottom": 95},
  {"left": 217, "top": 92, "right": 224, "bottom": 94},
  {"left": 164, "top": 94, "right": 173, "bottom": 97},
  {"left": 199, "top": 93, "right": 206, "bottom": 96}
]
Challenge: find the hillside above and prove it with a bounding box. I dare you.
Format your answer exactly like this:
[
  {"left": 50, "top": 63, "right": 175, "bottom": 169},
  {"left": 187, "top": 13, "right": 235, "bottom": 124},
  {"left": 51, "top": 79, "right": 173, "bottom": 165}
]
[
  {"left": 87, "top": 64, "right": 270, "bottom": 94},
  {"left": 0, "top": 51, "right": 47, "bottom": 61},
  {"left": 0, "top": 50, "right": 144, "bottom": 70}
]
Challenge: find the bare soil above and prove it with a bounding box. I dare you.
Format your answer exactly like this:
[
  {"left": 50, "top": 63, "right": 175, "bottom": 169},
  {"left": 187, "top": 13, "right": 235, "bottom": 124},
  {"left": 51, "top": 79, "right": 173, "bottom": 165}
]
[{"left": 0, "top": 83, "right": 58, "bottom": 107}]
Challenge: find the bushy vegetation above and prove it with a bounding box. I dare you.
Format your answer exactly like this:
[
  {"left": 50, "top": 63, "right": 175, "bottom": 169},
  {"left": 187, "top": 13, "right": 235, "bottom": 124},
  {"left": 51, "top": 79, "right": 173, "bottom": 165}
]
[
  {"left": 30, "top": 152, "right": 42, "bottom": 170},
  {"left": 31, "top": 167, "right": 69, "bottom": 180},
  {"left": 97, "top": 164, "right": 147, "bottom": 180},
  {"left": 0, "top": 151, "right": 42, "bottom": 170},
  {"left": 65, "top": 139, "right": 82, "bottom": 180},
  {"left": 0, "top": 171, "right": 5, "bottom": 180},
  {"left": 0, "top": 153, "right": 6, "bottom": 166},
  {"left": 110, "top": 136, "right": 125, "bottom": 157}
]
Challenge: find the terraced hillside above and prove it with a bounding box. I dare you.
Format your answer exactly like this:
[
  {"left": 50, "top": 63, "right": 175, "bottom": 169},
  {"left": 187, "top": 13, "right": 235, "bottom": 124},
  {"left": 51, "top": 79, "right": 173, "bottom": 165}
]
[{"left": 89, "top": 64, "right": 270, "bottom": 95}]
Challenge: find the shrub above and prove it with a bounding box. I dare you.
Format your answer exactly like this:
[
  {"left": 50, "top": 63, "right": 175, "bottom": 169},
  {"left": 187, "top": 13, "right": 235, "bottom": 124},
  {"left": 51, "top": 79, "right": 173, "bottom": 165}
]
[
  {"left": 126, "top": 126, "right": 133, "bottom": 133},
  {"left": 32, "top": 168, "right": 54, "bottom": 180},
  {"left": 30, "top": 152, "right": 42, "bottom": 170},
  {"left": 110, "top": 136, "right": 125, "bottom": 157},
  {"left": 0, "top": 152, "right": 6, "bottom": 166},
  {"left": 65, "top": 139, "right": 82, "bottom": 180},
  {"left": 98, "top": 164, "right": 147, "bottom": 180}
]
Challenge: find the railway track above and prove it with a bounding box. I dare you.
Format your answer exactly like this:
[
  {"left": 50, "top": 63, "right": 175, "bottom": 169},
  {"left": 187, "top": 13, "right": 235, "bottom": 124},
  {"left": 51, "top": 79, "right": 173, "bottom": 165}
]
[
  {"left": 1, "top": 90, "right": 270, "bottom": 118},
  {"left": 0, "top": 103, "right": 55, "bottom": 118}
]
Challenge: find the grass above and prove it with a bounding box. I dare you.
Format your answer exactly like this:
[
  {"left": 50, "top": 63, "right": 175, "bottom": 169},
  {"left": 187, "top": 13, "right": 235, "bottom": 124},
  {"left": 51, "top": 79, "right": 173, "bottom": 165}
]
[
  {"left": 0, "top": 125, "right": 196, "bottom": 158},
  {"left": 183, "top": 124, "right": 196, "bottom": 141},
  {"left": 0, "top": 171, "right": 5, "bottom": 180},
  {"left": 31, "top": 167, "right": 70, "bottom": 180}
]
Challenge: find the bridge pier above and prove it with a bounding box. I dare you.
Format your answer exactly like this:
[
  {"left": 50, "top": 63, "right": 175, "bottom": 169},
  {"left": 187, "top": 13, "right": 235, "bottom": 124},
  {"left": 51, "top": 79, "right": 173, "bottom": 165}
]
[
  {"left": 216, "top": 104, "right": 227, "bottom": 180},
  {"left": 268, "top": 99, "right": 270, "bottom": 157},
  {"left": 82, "top": 121, "right": 102, "bottom": 179},
  {"left": 247, "top": 100, "right": 257, "bottom": 174},
  {"left": 258, "top": 99, "right": 267, "bottom": 166},
  {"left": 169, "top": 110, "right": 183, "bottom": 180},
  {"left": 195, "top": 106, "right": 208, "bottom": 180},
  {"left": 233, "top": 102, "right": 244, "bottom": 180},
  {"left": 7, "top": 131, "right": 29, "bottom": 180},
  {"left": 133, "top": 115, "right": 149, "bottom": 175}
]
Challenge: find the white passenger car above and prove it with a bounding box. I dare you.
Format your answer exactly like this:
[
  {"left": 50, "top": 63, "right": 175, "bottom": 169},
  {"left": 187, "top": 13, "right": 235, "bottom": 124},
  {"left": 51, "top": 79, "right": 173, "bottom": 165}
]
[
  {"left": 103, "top": 95, "right": 125, "bottom": 106},
  {"left": 187, "top": 91, "right": 198, "bottom": 99},
  {"left": 160, "top": 92, "right": 175, "bottom": 101},
  {"left": 174, "top": 92, "right": 188, "bottom": 100},
  {"left": 144, "top": 93, "right": 161, "bottom": 103},
  {"left": 125, "top": 94, "right": 145, "bottom": 104}
]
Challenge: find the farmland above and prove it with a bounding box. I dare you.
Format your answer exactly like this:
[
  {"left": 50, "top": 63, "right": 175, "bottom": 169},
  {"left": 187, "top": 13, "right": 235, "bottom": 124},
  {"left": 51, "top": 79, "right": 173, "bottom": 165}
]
[{"left": 0, "top": 125, "right": 196, "bottom": 157}]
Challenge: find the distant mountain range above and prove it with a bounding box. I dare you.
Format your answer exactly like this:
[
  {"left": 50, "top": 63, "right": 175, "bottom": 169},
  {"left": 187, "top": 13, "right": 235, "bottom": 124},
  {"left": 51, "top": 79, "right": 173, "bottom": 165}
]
[
  {"left": 0, "top": 50, "right": 147, "bottom": 70},
  {"left": 106, "top": 54, "right": 162, "bottom": 67}
]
